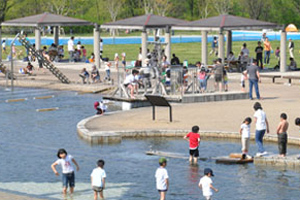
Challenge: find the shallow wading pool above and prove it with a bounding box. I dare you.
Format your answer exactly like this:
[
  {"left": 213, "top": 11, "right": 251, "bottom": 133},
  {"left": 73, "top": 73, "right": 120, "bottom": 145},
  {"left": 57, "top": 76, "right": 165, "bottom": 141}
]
[{"left": 1, "top": 87, "right": 300, "bottom": 200}]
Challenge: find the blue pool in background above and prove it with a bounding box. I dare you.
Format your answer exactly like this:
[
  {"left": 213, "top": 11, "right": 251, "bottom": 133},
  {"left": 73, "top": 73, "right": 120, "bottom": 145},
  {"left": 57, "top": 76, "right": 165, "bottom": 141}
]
[{"left": 3, "top": 31, "right": 300, "bottom": 47}]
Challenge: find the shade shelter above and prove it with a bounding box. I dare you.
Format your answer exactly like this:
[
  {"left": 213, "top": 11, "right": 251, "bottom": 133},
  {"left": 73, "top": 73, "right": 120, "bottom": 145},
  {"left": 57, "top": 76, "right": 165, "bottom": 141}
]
[
  {"left": 1, "top": 13, "right": 101, "bottom": 68},
  {"left": 101, "top": 14, "right": 186, "bottom": 66},
  {"left": 173, "top": 15, "right": 287, "bottom": 72}
]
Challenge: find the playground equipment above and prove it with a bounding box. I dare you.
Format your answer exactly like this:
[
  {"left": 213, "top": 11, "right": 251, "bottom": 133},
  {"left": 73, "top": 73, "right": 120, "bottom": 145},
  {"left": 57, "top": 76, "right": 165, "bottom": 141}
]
[{"left": 17, "top": 34, "right": 70, "bottom": 84}]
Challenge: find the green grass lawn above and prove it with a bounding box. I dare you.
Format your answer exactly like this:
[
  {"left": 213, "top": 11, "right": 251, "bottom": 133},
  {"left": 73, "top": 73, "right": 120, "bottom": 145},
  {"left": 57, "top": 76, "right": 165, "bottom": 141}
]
[{"left": 2, "top": 40, "right": 299, "bottom": 68}]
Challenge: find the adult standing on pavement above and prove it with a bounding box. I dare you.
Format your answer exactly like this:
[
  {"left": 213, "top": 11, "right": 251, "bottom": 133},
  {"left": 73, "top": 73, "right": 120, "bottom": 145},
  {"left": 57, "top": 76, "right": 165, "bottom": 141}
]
[
  {"left": 213, "top": 58, "right": 224, "bottom": 92},
  {"left": 263, "top": 37, "right": 272, "bottom": 65},
  {"left": 68, "top": 36, "right": 75, "bottom": 63},
  {"left": 253, "top": 102, "right": 269, "bottom": 156},
  {"left": 243, "top": 59, "right": 261, "bottom": 100},
  {"left": 288, "top": 38, "right": 294, "bottom": 58}
]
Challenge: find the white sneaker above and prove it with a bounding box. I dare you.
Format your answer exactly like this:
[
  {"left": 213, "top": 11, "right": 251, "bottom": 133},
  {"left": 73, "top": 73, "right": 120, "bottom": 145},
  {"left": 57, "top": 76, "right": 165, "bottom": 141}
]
[
  {"left": 261, "top": 151, "right": 268, "bottom": 155},
  {"left": 246, "top": 155, "right": 252, "bottom": 159},
  {"left": 256, "top": 153, "right": 263, "bottom": 157}
]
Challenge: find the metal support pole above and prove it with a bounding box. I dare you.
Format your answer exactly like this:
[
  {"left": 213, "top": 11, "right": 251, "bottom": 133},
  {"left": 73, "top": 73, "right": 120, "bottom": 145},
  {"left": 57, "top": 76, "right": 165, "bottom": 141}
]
[
  {"left": 152, "top": 106, "right": 155, "bottom": 120},
  {"left": 169, "top": 106, "right": 172, "bottom": 122},
  {"left": 201, "top": 31, "right": 208, "bottom": 65},
  {"left": 10, "top": 33, "right": 19, "bottom": 92},
  {"left": 218, "top": 31, "right": 225, "bottom": 62},
  {"left": 226, "top": 30, "right": 232, "bottom": 58},
  {"left": 35, "top": 28, "right": 41, "bottom": 50},
  {"left": 142, "top": 29, "right": 147, "bottom": 67},
  {"left": 165, "top": 27, "right": 171, "bottom": 62},
  {"left": 94, "top": 25, "right": 100, "bottom": 68},
  {"left": 280, "top": 30, "right": 287, "bottom": 73},
  {"left": 53, "top": 26, "right": 59, "bottom": 45}
]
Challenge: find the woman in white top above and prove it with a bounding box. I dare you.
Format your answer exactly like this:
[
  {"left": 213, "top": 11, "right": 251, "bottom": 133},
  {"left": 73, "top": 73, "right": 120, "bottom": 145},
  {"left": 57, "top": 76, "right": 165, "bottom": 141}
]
[{"left": 253, "top": 102, "right": 269, "bottom": 156}]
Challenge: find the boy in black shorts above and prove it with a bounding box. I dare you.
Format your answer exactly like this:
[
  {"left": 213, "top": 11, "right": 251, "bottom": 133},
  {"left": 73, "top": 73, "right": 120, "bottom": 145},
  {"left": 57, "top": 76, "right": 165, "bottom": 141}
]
[{"left": 184, "top": 126, "right": 201, "bottom": 165}]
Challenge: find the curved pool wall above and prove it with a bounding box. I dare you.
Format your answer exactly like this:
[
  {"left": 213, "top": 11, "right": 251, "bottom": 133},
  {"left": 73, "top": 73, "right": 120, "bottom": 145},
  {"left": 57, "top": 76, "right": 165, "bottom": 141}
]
[
  {"left": 5, "top": 31, "right": 300, "bottom": 46},
  {"left": 77, "top": 113, "right": 300, "bottom": 145}
]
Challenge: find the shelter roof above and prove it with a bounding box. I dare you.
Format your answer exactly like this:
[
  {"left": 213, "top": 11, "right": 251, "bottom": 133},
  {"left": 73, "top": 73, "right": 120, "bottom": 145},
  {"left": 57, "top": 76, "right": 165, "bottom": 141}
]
[
  {"left": 1, "top": 12, "right": 94, "bottom": 27},
  {"left": 173, "top": 14, "right": 283, "bottom": 31},
  {"left": 101, "top": 14, "right": 186, "bottom": 30}
]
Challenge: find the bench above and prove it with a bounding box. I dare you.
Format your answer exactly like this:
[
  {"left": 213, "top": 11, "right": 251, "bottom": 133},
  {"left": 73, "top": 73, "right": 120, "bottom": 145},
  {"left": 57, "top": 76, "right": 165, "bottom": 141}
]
[
  {"left": 260, "top": 74, "right": 281, "bottom": 83},
  {"left": 282, "top": 75, "right": 300, "bottom": 84}
]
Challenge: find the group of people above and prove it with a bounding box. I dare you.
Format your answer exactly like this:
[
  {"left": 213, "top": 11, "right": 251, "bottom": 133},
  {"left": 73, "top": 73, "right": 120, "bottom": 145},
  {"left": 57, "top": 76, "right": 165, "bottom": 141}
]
[
  {"left": 227, "top": 35, "right": 297, "bottom": 71},
  {"left": 67, "top": 36, "right": 88, "bottom": 63},
  {"left": 239, "top": 102, "right": 293, "bottom": 158},
  {"left": 49, "top": 129, "right": 220, "bottom": 200},
  {"left": 79, "top": 62, "right": 111, "bottom": 84}
]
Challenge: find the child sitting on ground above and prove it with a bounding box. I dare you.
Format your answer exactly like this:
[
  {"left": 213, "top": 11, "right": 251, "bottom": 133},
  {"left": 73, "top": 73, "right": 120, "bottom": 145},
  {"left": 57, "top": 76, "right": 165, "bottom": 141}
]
[
  {"left": 199, "top": 168, "right": 218, "bottom": 200},
  {"left": 79, "top": 68, "right": 89, "bottom": 84},
  {"left": 239, "top": 117, "right": 252, "bottom": 159},
  {"left": 275, "top": 47, "right": 280, "bottom": 60},
  {"left": 89, "top": 53, "right": 95, "bottom": 63},
  {"left": 183, "top": 126, "right": 201, "bottom": 165},
  {"left": 91, "top": 159, "right": 106, "bottom": 200},
  {"left": 276, "top": 113, "right": 289, "bottom": 157}
]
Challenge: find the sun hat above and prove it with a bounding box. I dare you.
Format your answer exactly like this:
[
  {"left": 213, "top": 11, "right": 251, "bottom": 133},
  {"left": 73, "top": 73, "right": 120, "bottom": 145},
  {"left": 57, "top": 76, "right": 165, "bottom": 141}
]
[
  {"left": 159, "top": 157, "right": 167, "bottom": 164},
  {"left": 204, "top": 168, "right": 214, "bottom": 176}
]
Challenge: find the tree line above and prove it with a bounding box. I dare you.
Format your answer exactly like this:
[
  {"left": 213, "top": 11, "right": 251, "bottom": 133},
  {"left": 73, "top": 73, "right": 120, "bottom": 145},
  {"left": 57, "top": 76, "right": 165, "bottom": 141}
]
[{"left": 1, "top": 0, "right": 300, "bottom": 30}]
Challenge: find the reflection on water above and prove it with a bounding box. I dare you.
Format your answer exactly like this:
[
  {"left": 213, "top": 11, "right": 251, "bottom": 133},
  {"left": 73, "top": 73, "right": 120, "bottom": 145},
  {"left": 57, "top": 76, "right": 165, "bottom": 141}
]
[{"left": 1, "top": 87, "right": 300, "bottom": 200}]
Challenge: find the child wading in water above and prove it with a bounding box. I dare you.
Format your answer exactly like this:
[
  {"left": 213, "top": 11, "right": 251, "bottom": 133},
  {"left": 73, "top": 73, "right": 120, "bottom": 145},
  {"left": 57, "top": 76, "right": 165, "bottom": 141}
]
[
  {"left": 91, "top": 159, "right": 106, "bottom": 200},
  {"left": 155, "top": 157, "right": 169, "bottom": 200},
  {"left": 240, "top": 117, "right": 252, "bottom": 159},
  {"left": 51, "top": 149, "right": 80, "bottom": 196},
  {"left": 199, "top": 168, "right": 218, "bottom": 200},
  {"left": 183, "top": 126, "right": 201, "bottom": 165},
  {"left": 276, "top": 113, "right": 289, "bottom": 157}
]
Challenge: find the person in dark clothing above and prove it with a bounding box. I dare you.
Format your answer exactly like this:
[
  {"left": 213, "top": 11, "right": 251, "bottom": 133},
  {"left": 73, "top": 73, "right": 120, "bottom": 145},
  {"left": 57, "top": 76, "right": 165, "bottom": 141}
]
[
  {"left": 255, "top": 41, "right": 264, "bottom": 70},
  {"left": 288, "top": 57, "right": 298, "bottom": 71},
  {"left": 171, "top": 54, "right": 180, "bottom": 65}
]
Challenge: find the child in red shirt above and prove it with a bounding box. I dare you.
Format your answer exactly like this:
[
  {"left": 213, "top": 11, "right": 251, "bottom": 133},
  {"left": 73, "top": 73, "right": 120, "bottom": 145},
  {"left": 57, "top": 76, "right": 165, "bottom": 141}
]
[{"left": 183, "top": 126, "right": 201, "bottom": 165}]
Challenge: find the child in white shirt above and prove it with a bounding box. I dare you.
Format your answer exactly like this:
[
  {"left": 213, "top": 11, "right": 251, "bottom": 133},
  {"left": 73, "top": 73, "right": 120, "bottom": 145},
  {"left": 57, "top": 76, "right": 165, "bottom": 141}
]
[
  {"left": 155, "top": 157, "right": 169, "bottom": 200},
  {"left": 91, "top": 160, "right": 106, "bottom": 200},
  {"left": 199, "top": 168, "right": 218, "bottom": 200},
  {"left": 240, "top": 117, "right": 252, "bottom": 159},
  {"left": 51, "top": 149, "right": 80, "bottom": 196}
]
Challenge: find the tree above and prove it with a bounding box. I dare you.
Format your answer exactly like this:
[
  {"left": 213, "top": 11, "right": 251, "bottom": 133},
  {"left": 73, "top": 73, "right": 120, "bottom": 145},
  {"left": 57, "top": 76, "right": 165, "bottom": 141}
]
[
  {"left": 212, "top": 0, "right": 231, "bottom": 15},
  {"left": 143, "top": 0, "right": 154, "bottom": 14},
  {"left": 46, "top": 0, "right": 71, "bottom": 15},
  {"left": 242, "top": 0, "right": 270, "bottom": 20},
  {"left": 154, "top": 0, "right": 171, "bottom": 16},
  {"left": 197, "top": 0, "right": 211, "bottom": 19},
  {"left": 186, "top": 0, "right": 195, "bottom": 19},
  {"left": 0, "top": 0, "right": 14, "bottom": 23},
  {"left": 105, "top": 0, "right": 125, "bottom": 36},
  {"left": 292, "top": 0, "right": 300, "bottom": 12}
]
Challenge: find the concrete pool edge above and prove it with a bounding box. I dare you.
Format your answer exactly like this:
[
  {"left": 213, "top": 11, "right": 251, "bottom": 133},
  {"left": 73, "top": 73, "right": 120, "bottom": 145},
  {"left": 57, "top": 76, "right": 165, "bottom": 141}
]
[
  {"left": 77, "top": 113, "right": 300, "bottom": 168},
  {"left": 77, "top": 114, "right": 300, "bottom": 146}
]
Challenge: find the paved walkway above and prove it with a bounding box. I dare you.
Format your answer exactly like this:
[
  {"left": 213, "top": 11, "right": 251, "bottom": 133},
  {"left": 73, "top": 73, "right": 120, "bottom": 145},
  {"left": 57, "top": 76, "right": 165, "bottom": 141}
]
[{"left": 86, "top": 80, "right": 300, "bottom": 138}]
